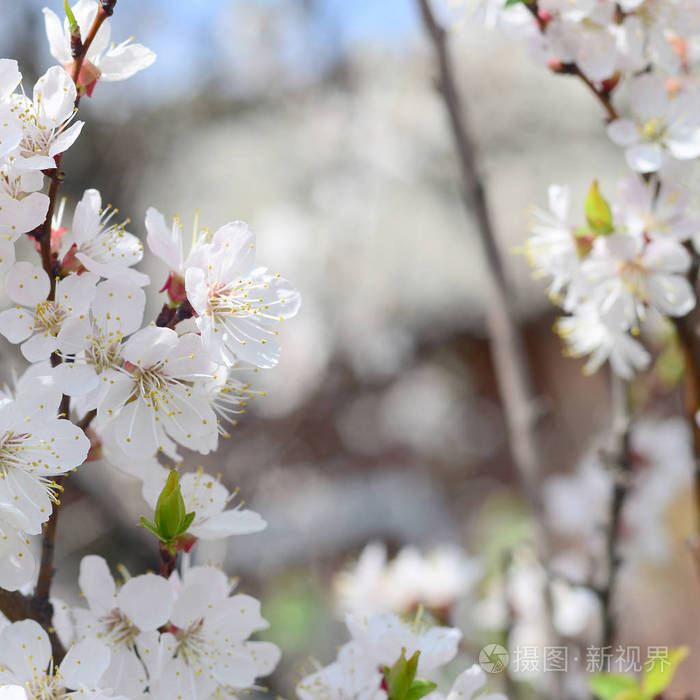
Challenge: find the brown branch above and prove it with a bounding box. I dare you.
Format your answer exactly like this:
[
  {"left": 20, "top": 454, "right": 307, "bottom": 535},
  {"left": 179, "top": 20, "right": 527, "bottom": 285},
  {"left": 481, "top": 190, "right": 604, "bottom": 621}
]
[
  {"left": 77, "top": 408, "right": 97, "bottom": 432},
  {"left": 0, "top": 586, "right": 65, "bottom": 662},
  {"left": 159, "top": 543, "right": 177, "bottom": 578},
  {"left": 416, "top": 0, "right": 542, "bottom": 503},
  {"left": 525, "top": 2, "right": 619, "bottom": 123},
  {"left": 37, "top": 4, "right": 114, "bottom": 300},
  {"left": 600, "top": 374, "right": 632, "bottom": 648}
]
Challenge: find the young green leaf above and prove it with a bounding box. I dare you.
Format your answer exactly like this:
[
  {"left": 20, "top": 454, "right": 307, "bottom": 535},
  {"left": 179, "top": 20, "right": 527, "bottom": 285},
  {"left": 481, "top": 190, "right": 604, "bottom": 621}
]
[
  {"left": 585, "top": 180, "right": 614, "bottom": 235},
  {"left": 641, "top": 646, "right": 688, "bottom": 698},
  {"left": 64, "top": 0, "right": 79, "bottom": 33},
  {"left": 405, "top": 680, "right": 438, "bottom": 700},
  {"left": 589, "top": 673, "right": 640, "bottom": 700}
]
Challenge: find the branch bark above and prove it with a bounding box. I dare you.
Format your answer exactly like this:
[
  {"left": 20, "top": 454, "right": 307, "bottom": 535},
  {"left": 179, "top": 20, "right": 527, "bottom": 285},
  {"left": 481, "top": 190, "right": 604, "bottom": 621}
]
[{"left": 416, "top": 0, "right": 542, "bottom": 502}]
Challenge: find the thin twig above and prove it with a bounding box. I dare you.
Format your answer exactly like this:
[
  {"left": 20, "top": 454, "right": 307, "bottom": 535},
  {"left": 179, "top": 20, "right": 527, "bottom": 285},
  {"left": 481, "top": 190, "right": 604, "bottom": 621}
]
[
  {"left": 600, "top": 374, "right": 631, "bottom": 648},
  {"left": 38, "top": 4, "right": 113, "bottom": 300},
  {"left": 159, "top": 543, "right": 177, "bottom": 578},
  {"left": 416, "top": 0, "right": 541, "bottom": 499},
  {"left": 525, "top": 2, "right": 619, "bottom": 123},
  {"left": 415, "top": 5, "right": 567, "bottom": 695}
]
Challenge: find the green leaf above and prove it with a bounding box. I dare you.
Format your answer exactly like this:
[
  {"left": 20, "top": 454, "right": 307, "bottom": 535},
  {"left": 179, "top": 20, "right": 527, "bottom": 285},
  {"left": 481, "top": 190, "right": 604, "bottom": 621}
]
[
  {"left": 585, "top": 180, "right": 614, "bottom": 235},
  {"left": 383, "top": 649, "right": 420, "bottom": 700},
  {"left": 139, "top": 517, "right": 160, "bottom": 538},
  {"left": 182, "top": 511, "right": 196, "bottom": 531},
  {"left": 589, "top": 673, "right": 640, "bottom": 700},
  {"left": 642, "top": 646, "right": 688, "bottom": 698},
  {"left": 64, "top": 0, "right": 78, "bottom": 33},
  {"left": 504, "top": 0, "right": 527, "bottom": 6},
  {"left": 405, "top": 680, "right": 437, "bottom": 700}
]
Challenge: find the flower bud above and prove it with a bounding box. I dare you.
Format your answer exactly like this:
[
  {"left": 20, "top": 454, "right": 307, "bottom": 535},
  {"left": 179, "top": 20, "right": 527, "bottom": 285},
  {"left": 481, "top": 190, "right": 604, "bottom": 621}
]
[
  {"left": 140, "top": 470, "right": 196, "bottom": 548},
  {"left": 382, "top": 649, "right": 436, "bottom": 700}
]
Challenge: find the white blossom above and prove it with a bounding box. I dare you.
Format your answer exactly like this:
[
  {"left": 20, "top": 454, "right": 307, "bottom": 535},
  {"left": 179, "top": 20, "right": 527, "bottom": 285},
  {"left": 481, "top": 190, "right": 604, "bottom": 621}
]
[
  {"left": 185, "top": 221, "right": 301, "bottom": 368},
  {"left": 62, "top": 188, "right": 149, "bottom": 286},
  {"left": 9, "top": 66, "right": 83, "bottom": 171},
  {"left": 94, "top": 326, "right": 219, "bottom": 459},
  {"left": 0, "top": 619, "right": 118, "bottom": 699},
  {"left": 0, "top": 264, "right": 98, "bottom": 362},
  {"left": 607, "top": 75, "right": 700, "bottom": 172},
  {"left": 44, "top": 0, "right": 155, "bottom": 92}
]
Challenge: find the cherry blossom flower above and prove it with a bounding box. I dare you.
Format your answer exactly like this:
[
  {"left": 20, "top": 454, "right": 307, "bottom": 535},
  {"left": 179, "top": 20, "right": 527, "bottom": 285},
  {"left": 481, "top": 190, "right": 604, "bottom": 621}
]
[
  {"left": 555, "top": 302, "right": 651, "bottom": 378},
  {"left": 616, "top": 175, "right": 698, "bottom": 242},
  {"left": 583, "top": 232, "right": 695, "bottom": 322},
  {"left": 524, "top": 184, "right": 584, "bottom": 309},
  {"left": 185, "top": 221, "right": 301, "bottom": 367},
  {"left": 542, "top": 0, "right": 620, "bottom": 81},
  {"left": 345, "top": 612, "right": 461, "bottom": 673},
  {"left": 73, "top": 555, "right": 173, "bottom": 697},
  {"left": 9, "top": 66, "right": 83, "bottom": 171},
  {"left": 429, "top": 665, "right": 508, "bottom": 700},
  {"left": 0, "top": 619, "right": 118, "bottom": 699},
  {"left": 0, "top": 263, "right": 98, "bottom": 362},
  {"left": 53, "top": 278, "right": 146, "bottom": 402},
  {"left": 0, "top": 373, "right": 90, "bottom": 536},
  {"left": 149, "top": 565, "right": 280, "bottom": 699},
  {"left": 335, "top": 542, "right": 480, "bottom": 618},
  {"left": 297, "top": 642, "right": 386, "bottom": 700},
  {"left": 0, "top": 163, "right": 49, "bottom": 242},
  {"left": 61, "top": 188, "right": 149, "bottom": 285},
  {"left": 43, "top": 0, "right": 155, "bottom": 94},
  {"left": 607, "top": 75, "right": 700, "bottom": 172},
  {"left": 94, "top": 326, "right": 218, "bottom": 458}
]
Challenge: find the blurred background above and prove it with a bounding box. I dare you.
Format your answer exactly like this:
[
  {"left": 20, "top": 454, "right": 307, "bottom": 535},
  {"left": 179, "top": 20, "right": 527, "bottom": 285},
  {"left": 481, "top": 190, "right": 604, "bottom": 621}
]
[{"left": 3, "top": 1, "right": 700, "bottom": 697}]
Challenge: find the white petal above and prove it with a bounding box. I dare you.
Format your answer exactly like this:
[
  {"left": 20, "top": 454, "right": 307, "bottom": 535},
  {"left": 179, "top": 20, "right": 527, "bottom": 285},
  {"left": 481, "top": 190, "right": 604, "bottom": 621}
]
[
  {"left": 5, "top": 262, "right": 49, "bottom": 306},
  {"left": 145, "top": 207, "right": 181, "bottom": 271},
  {"left": 446, "top": 666, "right": 486, "bottom": 700},
  {"left": 59, "top": 638, "right": 110, "bottom": 688},
  {"left": 34, "top": 66, "right": 77, "bottom": 125},
  {"left": 625, "top": 142, "right": 663, "bottom": 173},
  {"left": 43, "top": 8, "right": 71, "bottom": 64},
  {"left": 117, "top": 573, "right": 173, "bottom": 632},
  {"left": 79, "top": 555, "right": 117, "bottom": 615},
  {"left": 0, "top": 620, "right": 50, "bottom": 677},
  {"left": 20, "top": 332, "right": 58, "bottom": 363},
  {"left": 48, "top": 120, "right": 84, "bottom": 158},
  {"left": 191, "top": 508, "right": 267, "bottom": 540},
  {"left": 72, "top": 189, "right": 103, "bottom": 245},
  {"left": 606, "top": 119, "right": 638, "bottom": 147},
  {"left": 0, "top": 307, "right": 35, "bottom": 344},
  {"left": 99, "top": 42, "right": 156, "bottom": 81},
  {"left": 0, "top": 524, "right": 36, "bottom": 591}
]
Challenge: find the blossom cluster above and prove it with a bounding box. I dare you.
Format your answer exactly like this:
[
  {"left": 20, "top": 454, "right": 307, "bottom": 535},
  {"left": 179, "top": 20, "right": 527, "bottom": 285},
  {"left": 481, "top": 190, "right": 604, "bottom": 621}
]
[
  {"left": 469, "top": 0, "right": 700, "bottom": 383},
  {"left": 297, "top": 611, "right": 506, "bottom": 700},
  {"left": 0, "top": 1, "right": 303, "bottom": 698}
]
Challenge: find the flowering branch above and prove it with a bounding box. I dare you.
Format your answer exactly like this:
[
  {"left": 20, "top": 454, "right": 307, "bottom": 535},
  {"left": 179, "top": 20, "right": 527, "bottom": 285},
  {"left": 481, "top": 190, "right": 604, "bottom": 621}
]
[{"left": 525, "top": 0, "right": 620, "bottom": 122}]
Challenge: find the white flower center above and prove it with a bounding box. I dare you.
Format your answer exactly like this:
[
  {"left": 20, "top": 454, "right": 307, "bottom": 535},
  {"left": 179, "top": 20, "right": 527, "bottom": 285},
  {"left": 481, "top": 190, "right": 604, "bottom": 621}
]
[
  {"left": 174, "top": 619, "right": 209, "bottom": 670},
  {"left": 33, "top": 300, "right": 68, "bottom": 336},
  {"left": 0, "top": 431, "right": 60, "bottom": 501},
  {"left": 98, "top": 607, "right": 140, "bottom": 647}
]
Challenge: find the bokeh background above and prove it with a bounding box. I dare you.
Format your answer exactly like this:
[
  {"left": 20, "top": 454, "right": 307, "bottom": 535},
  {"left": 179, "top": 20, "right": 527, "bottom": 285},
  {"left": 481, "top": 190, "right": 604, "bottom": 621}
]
[{"left": 3, "top": 1, "right": 700, "bottom": 697}]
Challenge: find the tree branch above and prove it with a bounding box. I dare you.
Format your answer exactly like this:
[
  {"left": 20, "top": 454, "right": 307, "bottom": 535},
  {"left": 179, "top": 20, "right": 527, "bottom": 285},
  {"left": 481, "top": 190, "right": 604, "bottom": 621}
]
[{"left": 416, "top": 0, "right": 542, "bottom": 504}]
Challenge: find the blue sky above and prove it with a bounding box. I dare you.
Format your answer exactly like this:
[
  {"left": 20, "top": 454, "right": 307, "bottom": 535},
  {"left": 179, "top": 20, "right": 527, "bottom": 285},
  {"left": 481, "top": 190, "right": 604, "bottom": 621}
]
[{"left": 110, "top": 0, "right": 421, "bottom": 101}]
